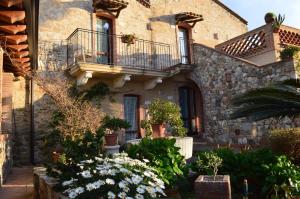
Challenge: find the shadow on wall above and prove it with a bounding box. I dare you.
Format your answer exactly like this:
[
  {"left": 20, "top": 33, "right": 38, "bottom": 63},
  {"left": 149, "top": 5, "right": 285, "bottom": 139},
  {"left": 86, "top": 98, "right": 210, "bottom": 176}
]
[
  {"left": 149, "top": 14, "right": 176, "bottom": 25},
  {"left": 39, "top": 0, "right": 93, "bottom": 27}
]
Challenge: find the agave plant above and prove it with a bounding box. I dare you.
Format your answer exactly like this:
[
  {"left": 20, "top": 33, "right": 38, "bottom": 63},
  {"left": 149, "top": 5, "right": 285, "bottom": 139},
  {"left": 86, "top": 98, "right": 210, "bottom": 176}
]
[
  {"left": 231, "top": 79, "right": 300, "bottom": 121},
  {"left": 272, "top": 14, "right": 285, "bottom": 32}
]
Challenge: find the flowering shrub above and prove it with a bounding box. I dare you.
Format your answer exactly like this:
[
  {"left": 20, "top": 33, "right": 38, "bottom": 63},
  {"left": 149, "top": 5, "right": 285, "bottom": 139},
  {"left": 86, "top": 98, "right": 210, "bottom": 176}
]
[{"left": 50, "top": 153, "right": 166, "bottom": 199}]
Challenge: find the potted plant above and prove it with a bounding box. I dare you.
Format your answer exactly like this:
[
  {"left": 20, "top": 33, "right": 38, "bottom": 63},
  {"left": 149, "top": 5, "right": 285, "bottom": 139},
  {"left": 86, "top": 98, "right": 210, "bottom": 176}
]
[
  {"left": 146, "top": 99, "right": 187, "bottom": 138},
  {"left": 194, "top": 152, "right": 231, "bottom": 199},
  {"left": 102, "top": 116, "right": 131, "bottom": 146},
  {"left": 272, "top": 14, "right": 285, "bottom": 33},
  {"left": 280, "top": 45, "right": 300, "bottom": 61},
  {"left": 264, "top": 12, "right": 276, "bottom": 24},
  {"left": 121, "top": 33, "right": 137, "bottom": 45}
]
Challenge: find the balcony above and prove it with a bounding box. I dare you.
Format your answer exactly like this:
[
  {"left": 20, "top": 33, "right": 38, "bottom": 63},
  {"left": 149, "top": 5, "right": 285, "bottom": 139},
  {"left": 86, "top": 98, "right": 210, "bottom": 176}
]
[{"left": 67, "top": 28, "right": 190, "bottom": 87}]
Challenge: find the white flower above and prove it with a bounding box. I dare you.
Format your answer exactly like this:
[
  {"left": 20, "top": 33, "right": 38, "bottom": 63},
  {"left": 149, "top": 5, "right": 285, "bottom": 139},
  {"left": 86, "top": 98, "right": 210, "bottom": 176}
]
[
  {"left": 135, "top": 194, "right": 144, "bottom": 199},
  {"left": 81, "top": 170, "right": 92, "bottom": 178},
  {"left": 86, "top": 159, "right": 94, "bottom": 163},
  {"left": 143, "top": 159, "right": 150, "bottom": 163},
  {"left": 106, "top": 178, "right": 115, "bottom": 185},
  {"left": 120, "top": 168, "right": 130, "bottom": 174},
  {"left": 143, "top": 171, "right": 152, "bottom": 178},
  {"left": 136, "top": 186, "right": 145, "bottom": 194},
  {"left": 74, "top": 187, "right": 84, "bottom": 194},
  {"left": 131, "top": 175, "right": 143, "bottom": 184},
  {"left": 125, "top": 177, "right": 133, "bottom": 184},
  {"left": 107, "top": 191, "right": 116, "bottom": 199},
  {"left": 125, "top": 197, "right": 133, "bottom": 199},
  {"left": 118, "top": 192, "right": 127, "bottom": 198},
  {"left": 62, "top": 178, "right": 78, "bottom": 187},
  {"left": 68, "top": 190, "right": 77, "bottom": 199},
  {"left": 118, "top": 180, "right": 128, "bottom": 189},
  {"left": 123, "top": 186, "right": 130, "bottom": 193},
  {"left": 155, "top": 187, "right": 166, "bottom": 196}
]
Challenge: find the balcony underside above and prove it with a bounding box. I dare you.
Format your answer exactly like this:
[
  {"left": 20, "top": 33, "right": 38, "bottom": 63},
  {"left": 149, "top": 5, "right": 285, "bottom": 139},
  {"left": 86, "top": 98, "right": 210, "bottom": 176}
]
[{"left": 69, "top": 62, "right": 172, "bottom": 89}]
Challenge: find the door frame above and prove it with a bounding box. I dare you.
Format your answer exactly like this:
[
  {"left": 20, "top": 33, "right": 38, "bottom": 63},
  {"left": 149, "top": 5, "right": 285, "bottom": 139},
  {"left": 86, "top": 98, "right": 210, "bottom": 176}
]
[
  {"left": 123, "top": 94, "right": 141, "bottom": 137},
  {"left": 177, "top": 23, "right": 193, "bottom": 64},
  {"left": 178, "top": 85, "right": 204, "bottom": 135},
  {"left": 95, "top": 12, "right": 117, "bottom": 64}
]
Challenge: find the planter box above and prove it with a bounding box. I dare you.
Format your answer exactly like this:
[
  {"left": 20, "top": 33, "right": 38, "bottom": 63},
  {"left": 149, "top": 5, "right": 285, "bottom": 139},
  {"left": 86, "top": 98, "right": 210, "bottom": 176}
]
[
  {"left": 173, "top": 137, "right": 193, "bottom": 159},
  {"left": 195, "top": 175, "right": 231, "bottom": 199}
]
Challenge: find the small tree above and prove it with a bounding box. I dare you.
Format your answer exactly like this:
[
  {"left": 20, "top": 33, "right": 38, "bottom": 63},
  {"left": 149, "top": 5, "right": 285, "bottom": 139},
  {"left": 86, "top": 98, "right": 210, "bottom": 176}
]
[{"left": 197, "top": 152, "right": 223, "bottom": 180}]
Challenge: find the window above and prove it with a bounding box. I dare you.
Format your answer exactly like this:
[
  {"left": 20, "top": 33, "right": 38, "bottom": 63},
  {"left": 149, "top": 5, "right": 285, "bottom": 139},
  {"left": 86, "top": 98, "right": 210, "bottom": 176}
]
[{"left": 96, "top": 17, "right": 113, "bottom": 64}]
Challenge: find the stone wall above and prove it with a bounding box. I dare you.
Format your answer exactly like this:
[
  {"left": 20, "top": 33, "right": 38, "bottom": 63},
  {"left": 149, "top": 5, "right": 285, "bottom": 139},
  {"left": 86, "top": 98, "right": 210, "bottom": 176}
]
[
  {"left": 39, "top": 0, "right": 247, "bottom": 47},
  {"left": 190, "top": 43, "right": 298, "bottom": 143}
]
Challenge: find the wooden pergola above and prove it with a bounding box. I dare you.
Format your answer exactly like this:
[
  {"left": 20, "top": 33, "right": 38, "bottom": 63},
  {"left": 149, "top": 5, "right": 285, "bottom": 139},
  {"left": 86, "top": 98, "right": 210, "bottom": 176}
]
[
  {"left": 175, "top": 12, "right": 204, "bottom": 27},
  {"left": 0, "top": 0, "right": 31, "bottom": 77},
  {"left": 93, "top": 0, "right": 129, "bottom": 18}
]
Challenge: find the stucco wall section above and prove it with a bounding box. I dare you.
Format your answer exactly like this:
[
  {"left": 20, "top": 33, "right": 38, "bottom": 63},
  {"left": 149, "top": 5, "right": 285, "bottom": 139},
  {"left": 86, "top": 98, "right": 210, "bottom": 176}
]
[
  {"left": 191, "top": 43, "right": 298, "bottom": 143},
  {"left": 39, "top": 0, "right": 247, "bottom": 47}
]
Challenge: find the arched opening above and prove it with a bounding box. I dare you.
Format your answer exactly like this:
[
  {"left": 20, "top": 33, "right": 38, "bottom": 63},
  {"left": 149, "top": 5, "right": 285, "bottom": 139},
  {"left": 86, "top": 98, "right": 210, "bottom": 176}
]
[{"left": 178, "top": 81, "right": 204, "bottom": 135}]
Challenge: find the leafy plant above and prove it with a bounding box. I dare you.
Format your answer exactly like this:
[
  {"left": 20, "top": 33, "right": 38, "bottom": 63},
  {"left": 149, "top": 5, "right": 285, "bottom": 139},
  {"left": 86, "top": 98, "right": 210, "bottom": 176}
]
[
  {"left": 147, "top": 99, "right": 187, "bottom": 137},
  {"left": 280, "top": 46, "right": 300, "bottom": 60},
  {"left": 272, "top": 14, "right": 285, "bottom": 32},
  {"left": 49, "top": 153, "right": 166, "bottom": 199},
  {"left": 126, "top": 138, "right": 186, "bottom": 188},
  {"left": 121, "top": 33, "right": 137, "bottom": 46},
  {"left": 231, "top": 79, "right": 300, "bottom": 121},
  {"left": 61, "top": 128, "right": 105, "bottom": 163},
  {"left": 101, "top": 115, "right": 131, "bottom": 132},
  {"left": 82, "top": 82, "right": 110, "bottom": 101},
  {"left": 270, "top": 128, "right": 300, "bottom": 164},
  {"left": 263, "top": 156, "right": 300, "bottom": 198},
  {"left": 141, "top": 120, "right": 153, "bottom": 137},
  {"left": 196, "top": 152, "right": 222, "bottom": 180}
]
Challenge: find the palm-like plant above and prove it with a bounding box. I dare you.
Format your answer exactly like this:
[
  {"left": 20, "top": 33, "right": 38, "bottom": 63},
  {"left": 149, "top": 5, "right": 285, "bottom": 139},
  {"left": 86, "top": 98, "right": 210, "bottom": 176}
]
[{"left": 231, "top": 79, "right": 300, "bottom": 121}]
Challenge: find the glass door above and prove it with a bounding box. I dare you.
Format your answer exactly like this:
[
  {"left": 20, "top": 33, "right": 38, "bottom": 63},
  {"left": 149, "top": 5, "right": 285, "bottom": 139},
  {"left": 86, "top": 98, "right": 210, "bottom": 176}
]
[
  {"left": 124, "top": 96, "right": 139, "bottom": 140},
  {"left": 179, "top": 87, "right": 197, "bottom": 135},
  {"left": 178, "top": 28, "right": 189, "bottom": 64},
  {"left": 96, "top": 18, "right": 112, "bottom": 64}
]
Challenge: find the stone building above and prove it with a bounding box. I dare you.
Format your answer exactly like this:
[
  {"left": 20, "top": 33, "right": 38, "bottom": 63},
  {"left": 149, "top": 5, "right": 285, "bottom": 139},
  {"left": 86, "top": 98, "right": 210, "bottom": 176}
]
[{"left": 1, "top": 0, "right": 299, "bottom": 164}]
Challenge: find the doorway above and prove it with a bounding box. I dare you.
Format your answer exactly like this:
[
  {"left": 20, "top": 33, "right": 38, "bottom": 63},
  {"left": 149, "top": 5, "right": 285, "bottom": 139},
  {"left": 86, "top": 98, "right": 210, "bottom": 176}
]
[
  {"left": 96, "top": 17, "right": 113, "bottom": 64},
  {"left": 179, "top": 86, "right": 202, "bottom": 135},
  {"left": 124, "top": 95, "right": 140, "bottom": 140}
]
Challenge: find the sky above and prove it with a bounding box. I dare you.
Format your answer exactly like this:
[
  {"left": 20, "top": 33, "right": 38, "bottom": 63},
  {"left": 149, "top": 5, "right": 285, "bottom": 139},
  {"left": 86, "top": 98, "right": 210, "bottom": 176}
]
[{"left": 220, "top": 0, "right": 300, "bottom": 30}]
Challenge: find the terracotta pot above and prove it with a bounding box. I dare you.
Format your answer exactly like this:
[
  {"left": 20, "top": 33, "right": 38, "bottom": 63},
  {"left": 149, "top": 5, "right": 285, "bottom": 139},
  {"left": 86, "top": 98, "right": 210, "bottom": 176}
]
[
  {"left": 151, "top": 124, "right": 166, "bottom": 138},
  {"left": 105, "top": 134, "right": 118, "bottom": 146},
  {"left": 52, "top": 152, "right": 61, "bottom": 163},
  {"left": 165, "top": 187, "right": 182, "bottom": 199}
]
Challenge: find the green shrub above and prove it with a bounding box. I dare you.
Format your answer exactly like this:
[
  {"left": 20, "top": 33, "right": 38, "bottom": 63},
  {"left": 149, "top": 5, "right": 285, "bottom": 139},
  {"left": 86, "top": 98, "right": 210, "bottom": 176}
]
[
  {"left": 126, "top": 138, "right": 186, "bottom": 188},
  {"left": 270, "top": 128, "right": 300, "bottom": 164},
  {"left": 196, "top": 152, "right": 222, "bottom": 180},
  {"left": 61, "top": 128, "right": 105, "bottom": 163},
  {"left": 280, "top": 46, "right": 300, "bottom": 60},
  {"left": 263, "top": 156, "right": 300, "bottom": 198},
  {"left": 147, "top": 99, "right": 187, "bottom": 137},
  {"left": 101, "top": 115, "right": 131, "bottom": 131}
]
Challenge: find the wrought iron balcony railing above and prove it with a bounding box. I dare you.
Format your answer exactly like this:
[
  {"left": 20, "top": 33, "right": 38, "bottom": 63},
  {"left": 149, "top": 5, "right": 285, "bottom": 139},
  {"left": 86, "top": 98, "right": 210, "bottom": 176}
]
[{"left": 67, "top": 28, "right": 185, "bottom": 71}]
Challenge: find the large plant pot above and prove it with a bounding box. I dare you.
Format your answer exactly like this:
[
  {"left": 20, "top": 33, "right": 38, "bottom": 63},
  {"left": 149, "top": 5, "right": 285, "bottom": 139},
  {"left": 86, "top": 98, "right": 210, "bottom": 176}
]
[
  {"left": 151, "top": 124, "right": 166, "bottom": 138},
  {"left": 173, "top": 137, "right": 193, "bottom": 159},
  {"left": 104, "top": 134, "right": 118, "bottom": 146},
  {"left": 165, "top": 187, "right": 182, "bottom": 199},
  {"left": 195, "top": 175, "right": 231, "bottom": 199}
]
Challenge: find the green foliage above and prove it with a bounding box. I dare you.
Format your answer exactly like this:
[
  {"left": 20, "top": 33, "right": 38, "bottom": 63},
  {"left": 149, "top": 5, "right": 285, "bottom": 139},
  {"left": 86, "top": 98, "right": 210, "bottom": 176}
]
[
  {"left": 147, "top": 99, "right": 187, "bottom": 137},
  {"left": 101, "top": 115, "right": 131, "bottom": 131},
  {"left": 126, "top": 138, "right": 186, "bottom": 188},
  {"left": 231, "top": 78, "right": 300, "bottom": 121},
  {"left": 196, "top": 152, "right": 222, "bottom": 180},
  {"left": 83, "top": 82, "right": 110, "bottom": 100},
  {"left": 141, "top": 120, "right": 153, "bottom": 137},
  {"left": 280, "top": 46, "right": 300, "bottom": 60},
  {"left": 61, "top": 128, "right": 105, "bottom": 163},
  {"left": 270, "top": 128, "right": 300, "bottom": 164},
  {"left": 263, "top": 156, "right": 300, "bottom": 198},
  {"left": 272, "top": 14, "right": 285, "bottom": 30}
]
